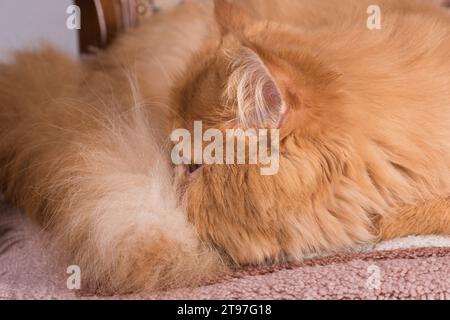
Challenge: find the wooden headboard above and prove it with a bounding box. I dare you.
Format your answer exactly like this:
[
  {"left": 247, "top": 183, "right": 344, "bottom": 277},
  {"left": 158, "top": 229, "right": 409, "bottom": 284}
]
[{"left": 75, "top": 0, "right": 158, "bottom": 53}]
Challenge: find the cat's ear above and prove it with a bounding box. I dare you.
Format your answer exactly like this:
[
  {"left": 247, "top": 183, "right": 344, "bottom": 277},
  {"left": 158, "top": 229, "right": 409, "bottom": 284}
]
[
  {"left": 215, "top": 1, "right": 302, "bottom": 137},
  {"left": 214, "top": 0, "right": 256, "bottom": 37},
  {"left": 226, "top": 47, "right": 302, "bottom": 137}
]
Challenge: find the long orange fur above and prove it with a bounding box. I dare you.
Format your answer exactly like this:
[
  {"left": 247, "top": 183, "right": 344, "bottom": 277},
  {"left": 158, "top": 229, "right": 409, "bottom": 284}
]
[{"left": 0, "top": 0, "right": 449, "bottom": 293}]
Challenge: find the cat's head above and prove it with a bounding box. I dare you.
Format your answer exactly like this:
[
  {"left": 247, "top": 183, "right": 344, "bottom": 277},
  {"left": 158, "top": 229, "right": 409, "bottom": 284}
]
[{"left": 170, "top": 0, "right": 346, "bottom": 264}]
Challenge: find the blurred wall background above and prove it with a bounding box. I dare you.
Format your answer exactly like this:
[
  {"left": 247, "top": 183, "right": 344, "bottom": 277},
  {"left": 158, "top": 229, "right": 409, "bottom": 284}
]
[{"left": 0, "top": 0, "right": 78, "bottom": 62}]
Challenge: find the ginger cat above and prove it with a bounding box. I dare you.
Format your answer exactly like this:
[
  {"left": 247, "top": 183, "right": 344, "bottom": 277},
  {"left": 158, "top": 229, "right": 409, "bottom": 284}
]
[{"left": 0, "top": 0, "right": 449, "bottom": 294}]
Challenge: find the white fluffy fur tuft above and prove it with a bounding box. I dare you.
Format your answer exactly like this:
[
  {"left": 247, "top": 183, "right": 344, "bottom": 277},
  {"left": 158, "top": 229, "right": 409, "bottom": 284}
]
[{"left": 0, "top": 48, "right": 224, "bottom": 294}]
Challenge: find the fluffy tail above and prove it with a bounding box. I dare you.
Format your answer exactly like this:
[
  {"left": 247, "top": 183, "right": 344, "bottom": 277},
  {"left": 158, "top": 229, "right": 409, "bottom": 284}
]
[{"left": 0, "top": 48, "right": 224, "bottom": 293}]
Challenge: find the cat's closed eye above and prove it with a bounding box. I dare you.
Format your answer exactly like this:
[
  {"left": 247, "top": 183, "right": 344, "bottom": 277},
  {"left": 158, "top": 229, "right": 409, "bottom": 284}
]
[{"left": 188, "top": 164, "right": 202, "bottom": 174}]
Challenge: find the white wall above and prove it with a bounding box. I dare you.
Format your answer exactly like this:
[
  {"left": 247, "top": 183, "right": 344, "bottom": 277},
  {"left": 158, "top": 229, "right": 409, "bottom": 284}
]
[{"left": 0, "top": 0, "right": 78, "bottom": 62}]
